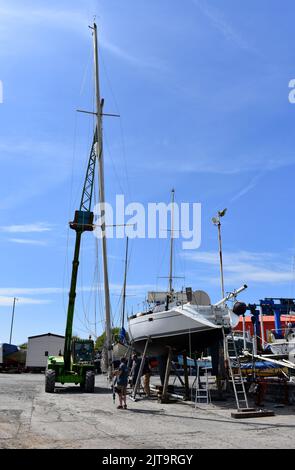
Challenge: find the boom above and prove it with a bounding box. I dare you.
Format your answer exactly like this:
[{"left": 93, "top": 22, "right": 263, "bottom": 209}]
[{"left": 63, "top": 130, "right": 97, "bottom": 371}]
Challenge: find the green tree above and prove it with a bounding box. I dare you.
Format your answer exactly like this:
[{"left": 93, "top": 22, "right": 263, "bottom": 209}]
[{"left": 95, "top": 327, "right": 120, "bottom": 350}]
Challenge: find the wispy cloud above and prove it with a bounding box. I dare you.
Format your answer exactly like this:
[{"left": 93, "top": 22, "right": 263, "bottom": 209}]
[
  {"left": 0, "top": 4, "right": 90, "bottom": 36},
  {"left": 193, "top": 0, "right": 253, "bottom": 52},
  {"left": 0, "top": 138, "right": 76, "bottom": 210},
  {"left": 101, "top": 39, "right": 167, "bottom": 72},
  {"left": 0, "top": 3, "right": 164, "bottom": 72},
  {"left": 230, "top": 173, "right": 263, "bottom": 202},
  {"left": 0, "top": 296, "right": 51, "bottom": 307},
  {"left": 0, "top": 283, "right": 160, "bottom": 298},
  {"left": 183, "top": 250, "right": 294, "bottom": 284},
  {"left": 138, "top": 143, "right": 295, "bottom": 176},
  {"left": 8, "top": 238, "right": 48, "bottom": 246},
  {"left": 0, "top": 223, "right": 52, "bottom": 233},
  {"left": 0, "top": 287, "right": 65, "bottom": 296}
]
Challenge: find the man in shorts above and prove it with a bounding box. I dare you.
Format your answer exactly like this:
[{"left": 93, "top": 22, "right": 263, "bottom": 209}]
[{"left": 114, "top": 356, "right": 128, "bottom": 409}]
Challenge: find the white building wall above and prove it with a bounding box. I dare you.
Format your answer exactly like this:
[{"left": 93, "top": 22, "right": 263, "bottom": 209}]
[{"left": 25, "top": 334, "right": 64, "bottom": 368}]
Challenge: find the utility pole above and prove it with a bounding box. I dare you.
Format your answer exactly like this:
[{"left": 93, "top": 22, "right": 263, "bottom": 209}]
[
  {"left": 217, "top": 220, "right": 224, "bottom": 298},
  {"left": 93, "top": 22, "right": 112, "bottom": 377},
  {"left": 9, "top": 297, "right": 18, "bottom": 344}
]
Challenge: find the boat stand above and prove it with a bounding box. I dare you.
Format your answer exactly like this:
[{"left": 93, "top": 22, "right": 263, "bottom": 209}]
[
  {"left": 182, "top": 351, "right": 190, "bottom": 400},
  {"left": 129, "top": 337, "right": 150, "bottom": 401},
  {"left": 159, "top": 347, "right": 173, "bottom": 403},
  {"left": 171, "top": 362, "right": 185, "bottom": 387},
  {"left": 158, "top": 351, "right": 192, "bottom": 403}
]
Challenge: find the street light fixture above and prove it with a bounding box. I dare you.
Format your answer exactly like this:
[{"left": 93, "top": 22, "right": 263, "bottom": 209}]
[{"left": 212, "top": 208, "right": 227, "bottom": 298}]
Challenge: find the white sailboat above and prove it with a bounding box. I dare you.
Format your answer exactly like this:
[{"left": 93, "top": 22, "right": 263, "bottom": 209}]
[
  {"left": 128, "top": 191, "right": 246, "bottom": 356},
  {"left": 128, "top": 288, "right": 243, "bottom": 355}
]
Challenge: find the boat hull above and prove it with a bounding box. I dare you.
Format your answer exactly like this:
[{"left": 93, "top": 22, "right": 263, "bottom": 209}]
[
  {"left": 128, "top": 304, "right": 235, "bottom": 355},
  {"left": 129, "top": 327, "right": 224, "bottom": 355}
]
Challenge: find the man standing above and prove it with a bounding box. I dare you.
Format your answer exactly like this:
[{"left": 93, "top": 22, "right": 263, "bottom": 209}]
[
  {"left": 114, "top": 357, "right": 129, "bottom": 409},
  {"left": 142, "top": 357, "right": 151, "bottom": 397}
]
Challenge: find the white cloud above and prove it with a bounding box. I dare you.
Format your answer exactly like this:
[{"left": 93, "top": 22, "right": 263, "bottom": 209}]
[
  {"left": 0, "top": 296, "right": 51, "bottom": 307},
  {"left": 230, "top": 173, "right": 263, "bottom": 202},
  {"left": 0, "top": 4, "right": 90, "bottom": 36},
  {"left": 0, "top": 283, "right": 160, "bottom": 298},
  {"left": 183, "top": 250, "right": 294, "bottom": 284},
  {"left": 143, "top": 151, "right": 295, "bottom": 176},
  {"left": 0, "top": 1, "right": 168, "bottom": 75},
  {"left": 101, "top": 39, "right": 167, "bottom": 72},
  {"left": 0, "top": 287, "right": 65, "bottom": 296},
  {"left": 0, "top": 223, "right": 52, "bottom": 233},
  {"left": 8, "top": 238, "right": 48, "bottom": 246}
]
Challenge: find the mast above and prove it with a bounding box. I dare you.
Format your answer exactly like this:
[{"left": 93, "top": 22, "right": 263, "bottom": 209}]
[
  {"left": 169, "top": 189, "right": 175, "bottom": 294},
  {"left": 93, "top": 23, "right": 112, "bottom": 375},
  {"left": 121, "top": 237, "right": 129, "bottom": 329}
]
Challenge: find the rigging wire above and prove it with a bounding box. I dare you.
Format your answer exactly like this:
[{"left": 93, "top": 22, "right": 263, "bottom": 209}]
[
  {"left": 73, "top": 70, "right": 97, "bottom": 339},
  {"left": 103, "top": 131, "right": 126, "bottom": 196},
  {"left": 100, "top": 49, "right": 132, "bottom": 204},
  {"left": 62, "top": 51, "right": 94, "bottom": 319},
  {"left": 97, "top": 47, "right": 136, "bottom": 330}
]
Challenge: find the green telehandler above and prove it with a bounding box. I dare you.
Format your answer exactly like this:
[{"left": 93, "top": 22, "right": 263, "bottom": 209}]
[{"left": 45, "top": 132, "right": 97, "bottom": 393}]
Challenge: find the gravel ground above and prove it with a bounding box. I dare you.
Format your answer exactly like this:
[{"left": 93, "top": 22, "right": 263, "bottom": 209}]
[{"left": 0, "top": 373, "right": 294, "bottom": 449}]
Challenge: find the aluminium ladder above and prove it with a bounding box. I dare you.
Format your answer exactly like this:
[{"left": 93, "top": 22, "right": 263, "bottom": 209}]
[
  {"left": 225, "top": 331, "right": 249, "bottom": 410},
  {"left": 195, "top": 364, "right": 211, "bottom": 405}
]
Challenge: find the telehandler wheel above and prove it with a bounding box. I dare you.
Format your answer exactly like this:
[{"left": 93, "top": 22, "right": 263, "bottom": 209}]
[
  {"left": 84, "top": 370, "right": 95, "bottom": 393},
  {"left": 45, "top": 370, "right": 56, "bottom": 393}
]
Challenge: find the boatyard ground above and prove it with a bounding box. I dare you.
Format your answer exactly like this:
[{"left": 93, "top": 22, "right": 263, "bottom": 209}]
[{"left": 0, "top": 373, "right": 295, "bottom": 449}]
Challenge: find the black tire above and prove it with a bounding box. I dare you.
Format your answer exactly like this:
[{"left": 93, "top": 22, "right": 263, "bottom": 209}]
[
  {"left": 45, "top": 369, "right": 55, "bottom": 393},
  {"left": 84, "top": 370, "right": 95, "bottom": 393}
]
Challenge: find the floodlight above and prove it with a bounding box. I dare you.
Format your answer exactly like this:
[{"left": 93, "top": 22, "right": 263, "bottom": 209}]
[{"left": 218, "top": 208, "right": 227, "bottom": 218}]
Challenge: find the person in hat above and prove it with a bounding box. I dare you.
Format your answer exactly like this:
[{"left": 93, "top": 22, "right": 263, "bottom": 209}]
[{"left": 114, "top": 357, "right": 129, "bottom": 409}]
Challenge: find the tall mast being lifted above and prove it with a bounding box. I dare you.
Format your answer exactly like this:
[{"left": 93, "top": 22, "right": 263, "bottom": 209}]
[{"left": 92, "top": 23, "right": 112, "bottom": 376}]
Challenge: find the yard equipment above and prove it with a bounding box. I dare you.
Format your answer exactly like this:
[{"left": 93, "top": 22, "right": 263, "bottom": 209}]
[{"left": 45, "top": 133, "right": 97, "bottom": 393}]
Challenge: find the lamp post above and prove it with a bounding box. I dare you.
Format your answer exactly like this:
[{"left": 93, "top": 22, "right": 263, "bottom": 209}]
[
  {"left": 212, "top": 208, "right": 227, "bottom": 299},
  {"left": 212, "top": 209, "right": 228, "bottom": 397},
  {"left": 9, "top": 297, "right": 18, "bottom": 344}
]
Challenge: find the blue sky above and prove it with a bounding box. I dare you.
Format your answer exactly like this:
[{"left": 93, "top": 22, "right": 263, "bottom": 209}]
[{"left": 1, "top": 0, "right": 295, "bottom": 345}]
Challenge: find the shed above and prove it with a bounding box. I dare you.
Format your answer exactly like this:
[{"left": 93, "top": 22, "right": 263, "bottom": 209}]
[{"left": 25, "top": 333, "right": 65, "bottom": 370}]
